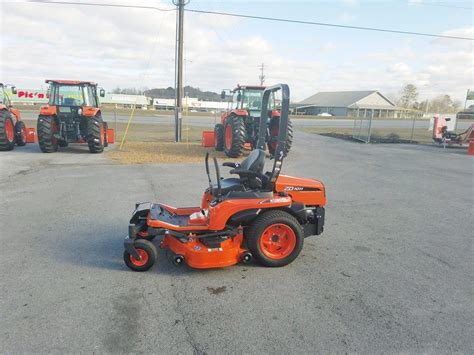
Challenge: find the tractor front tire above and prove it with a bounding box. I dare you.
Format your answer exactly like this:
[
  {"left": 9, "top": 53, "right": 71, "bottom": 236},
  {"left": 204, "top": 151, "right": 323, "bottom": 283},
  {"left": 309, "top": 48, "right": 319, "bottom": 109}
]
[
  {"left": 214, "top": 123, "right": 224, "bottom": 151},
  {"left": 87, "top": 115, "right": 105, "bottom": 153},
  {"left": 15, "top": 121, "right": 27, "bottom": 146},
  {"left": 0, "top": 111, "right": 15, "bottom": 151},
  {"left": 246, "top": 210, "right": 304, "bottom": 267},
  {"left": 223, "top": 115, "right": 246, "bottom": 158},
  {"left": 267, "top": 118, "right": 293, "bottom": 157},
  {"left": 103, "top": 121, "right": 109, "bottom": 147},
  {"left": 37, "top": 115, "right": 59, "bottom": 153},
  {"left": 124, "top": 239, "right": 157, "bottom": 272}
]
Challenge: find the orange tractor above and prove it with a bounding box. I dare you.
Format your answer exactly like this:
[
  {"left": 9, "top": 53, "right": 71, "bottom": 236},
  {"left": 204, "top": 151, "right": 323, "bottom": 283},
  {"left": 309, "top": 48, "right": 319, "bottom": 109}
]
[
  {"left": 0, "top": 83, "right": 35, "bottom": 151},
  {"left": 37, "top": 80, "right": 114, "bottom": 153},
  {"left": 123, "top": 84, "right": 325, "bottom": 271},
  {"left": 432, "top": 115, "right": 474, "bottom": 148},
  {"left": 214, "top": 84, "right": 293, "bottom": 158}
]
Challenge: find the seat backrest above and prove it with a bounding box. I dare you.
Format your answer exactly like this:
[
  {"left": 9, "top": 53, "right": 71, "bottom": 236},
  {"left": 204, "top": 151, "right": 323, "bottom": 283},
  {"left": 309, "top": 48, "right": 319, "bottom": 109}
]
[{"left": 239, "top": 149, "right": 265, "bottom": 175}]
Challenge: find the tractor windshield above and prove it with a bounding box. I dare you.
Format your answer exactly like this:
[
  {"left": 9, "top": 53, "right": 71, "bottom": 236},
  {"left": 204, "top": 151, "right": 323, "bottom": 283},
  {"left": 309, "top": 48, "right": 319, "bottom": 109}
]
[
  {"left": 233, "top": 89, "right": 275, "bottom": 113},
  {"left": 49, "top": 84, "right": 98, "bottom": 107},
  {"left": 241, "top": 90, "right": 263, "bottom": 110}
]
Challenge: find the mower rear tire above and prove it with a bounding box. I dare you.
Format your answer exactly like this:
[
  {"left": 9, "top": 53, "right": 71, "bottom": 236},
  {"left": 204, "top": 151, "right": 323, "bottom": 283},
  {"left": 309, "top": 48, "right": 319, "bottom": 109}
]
[
  {"left": 87, "top": 115, "right": 104, "bottom": 153},
  {"left": 14, "top": 121, "right": 27, "bottom": 146},
  {"left": 214, "top": 123, "right": 224, "bottom": 151},
  {"left": 267, "top": 118, "right": 293, "bottom": 157},
  {"left": 223, "top": 115, "right": 246, "bottom": 158},
  {"left": 246, "top": 210, "right": 304, "bottom": 267},
  {"left": 0, "top": 111, "right": 15, "bottom": 151},
  {"left": 37, "top": 115, "right": 59, "bottom": 153},
  {"left": 124, "top": 239, "right": 157, "bottom": 272}
]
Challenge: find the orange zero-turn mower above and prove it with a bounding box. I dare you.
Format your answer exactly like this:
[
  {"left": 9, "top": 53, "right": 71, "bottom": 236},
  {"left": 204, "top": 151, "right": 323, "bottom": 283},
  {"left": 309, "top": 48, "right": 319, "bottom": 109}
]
[
  {"left": 0, "top": 83, "right": 36, "bottom": 151},
  {"left": 37, "top": 80, "right": 114, "bottom": 153},
  {"left": 123, "top": 84, "right": 326, "bottom": 271}
]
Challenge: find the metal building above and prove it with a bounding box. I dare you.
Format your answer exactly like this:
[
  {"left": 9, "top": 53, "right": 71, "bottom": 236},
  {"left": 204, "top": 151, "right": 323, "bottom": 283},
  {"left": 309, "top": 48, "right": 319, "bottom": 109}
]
[{"left": 295, "top": 90, "right": 405, "bottom": 118}]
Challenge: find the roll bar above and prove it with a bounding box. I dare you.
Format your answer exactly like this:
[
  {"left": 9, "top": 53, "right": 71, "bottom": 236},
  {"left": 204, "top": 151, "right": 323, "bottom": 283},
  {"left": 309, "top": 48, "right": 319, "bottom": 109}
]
[
  {"left": 204, "top": 152, "right": 222, "bottom": 199},
  {"left": 256, "top": 83, "right": 290, "bottom": 187}
]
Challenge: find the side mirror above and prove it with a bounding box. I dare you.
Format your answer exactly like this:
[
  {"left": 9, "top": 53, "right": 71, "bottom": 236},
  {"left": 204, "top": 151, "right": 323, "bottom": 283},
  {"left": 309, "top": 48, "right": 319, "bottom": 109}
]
[
  {"left": 99, "top": 88, "right": 105, "bottom": 97},
  {"left": 237, "top": 93, "right": 242, "bottom": 102},
  {"left": 11, "top": 86, "right": 17, "bottom": 95},
  {"left": 220, "top": 90, "right": 226, "bottom": 99}
]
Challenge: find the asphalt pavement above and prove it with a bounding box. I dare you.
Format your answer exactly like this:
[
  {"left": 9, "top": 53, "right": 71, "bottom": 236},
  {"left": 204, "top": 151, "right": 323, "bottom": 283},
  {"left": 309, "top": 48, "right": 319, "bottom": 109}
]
[
  {"left": 0, "top": 133, "right": 472, "bottom": 352},
  {"left": 19, "top": 110, "right": 473, "bottom": 130}
]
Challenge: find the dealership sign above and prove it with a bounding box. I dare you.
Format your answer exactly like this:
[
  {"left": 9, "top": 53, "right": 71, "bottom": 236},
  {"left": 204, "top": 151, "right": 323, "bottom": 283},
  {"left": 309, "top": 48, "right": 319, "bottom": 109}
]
[{"left": 8, "top": 89, "right": 49, "bottom": 103}]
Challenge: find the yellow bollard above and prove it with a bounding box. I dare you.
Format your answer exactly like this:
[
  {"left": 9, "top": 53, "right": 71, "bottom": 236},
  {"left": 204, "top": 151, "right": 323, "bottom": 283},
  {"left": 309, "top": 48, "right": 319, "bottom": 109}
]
[{"left": 119, "top": 104, "right": 136, "bottom": 150}]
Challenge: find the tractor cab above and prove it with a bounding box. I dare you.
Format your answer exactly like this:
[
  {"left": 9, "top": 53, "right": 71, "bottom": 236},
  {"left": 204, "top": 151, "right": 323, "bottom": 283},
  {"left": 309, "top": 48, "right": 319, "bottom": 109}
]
[
  {"left": 0, "top": 84, "right": 12, "bottom": 108},
  {"left": 47, "top": 80, "right": 105, "bottom": 109},
  {"left": 223, "top": 85, "right": 277, "bottom": 118}
]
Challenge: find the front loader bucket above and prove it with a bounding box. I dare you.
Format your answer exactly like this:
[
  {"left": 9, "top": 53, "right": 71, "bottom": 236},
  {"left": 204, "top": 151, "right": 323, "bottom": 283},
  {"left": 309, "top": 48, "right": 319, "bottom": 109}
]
[{"left": 26, "top": 128, "right": 37, "bottom": 143}]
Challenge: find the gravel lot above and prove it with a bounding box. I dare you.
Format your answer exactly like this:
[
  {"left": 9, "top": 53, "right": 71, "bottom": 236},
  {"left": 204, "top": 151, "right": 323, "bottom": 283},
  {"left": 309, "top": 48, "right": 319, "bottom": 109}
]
[{"left": 0, "top": 132, "right": 472, "bottom": 352}]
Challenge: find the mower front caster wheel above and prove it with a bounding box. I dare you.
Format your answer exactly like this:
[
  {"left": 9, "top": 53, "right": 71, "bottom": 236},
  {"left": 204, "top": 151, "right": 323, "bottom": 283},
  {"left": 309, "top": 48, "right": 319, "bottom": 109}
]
[{"left": 124, "top": 239, "right": 157, "bottom": 272}]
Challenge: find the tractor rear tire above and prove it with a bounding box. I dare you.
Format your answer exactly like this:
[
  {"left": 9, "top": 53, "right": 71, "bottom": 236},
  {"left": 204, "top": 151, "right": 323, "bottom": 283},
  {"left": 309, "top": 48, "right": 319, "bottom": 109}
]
[
  {"left": 267, "top": 118, "right": 293, "bottom": 157},
  {"left": 223, "top": 115, "right": 246, "bottom": 158},
  {"left": 214, "top": 123, "right": 224, "bottom": 151},
  {"left": 0, "top": 111, "right": 15, "bottom": 151},
  {"left": 246, "top": 210, "right": 304, "bottom": 267},
  {"left": 124, "top": 239, "right": 157, "bottom": 272},
  {"left": 87, "top": 115, "right": 104, "bottom": 153},
  {"left": 37, "top": 115, "right": 59, "bottom": 153},
  {"left": 14, "top": 121, "right": 27, "bottom": 146},
  {"left": 103, "top": 121, "right": 109, "bottom": 147}
]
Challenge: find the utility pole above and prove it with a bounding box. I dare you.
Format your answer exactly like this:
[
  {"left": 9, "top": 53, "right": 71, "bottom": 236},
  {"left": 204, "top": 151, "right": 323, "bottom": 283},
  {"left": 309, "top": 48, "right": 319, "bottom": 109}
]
[
  {"left": 259, "top": 63, "right": 265, "bottom": 86},
  {"left": 173, "top": 0, "right": 187, "bottom": 142}
]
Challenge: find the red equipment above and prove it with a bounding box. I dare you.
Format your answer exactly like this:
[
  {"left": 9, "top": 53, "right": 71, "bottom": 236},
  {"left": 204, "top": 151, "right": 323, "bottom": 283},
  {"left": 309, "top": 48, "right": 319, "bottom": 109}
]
[
  {"left": 37, "top": 80, "right": 114, "bottom": 153},
  {"left": 214, "top": 84, "right": 293, "bottom": 158},
  {"left": 123, "top": 84, "right": 326, "bottom": 271},
  {"left": 0, "top": 83, "right": 36, "bottom": 151},
  {"left": 432, "top": 116, "right": 474, "bottom": 148}
]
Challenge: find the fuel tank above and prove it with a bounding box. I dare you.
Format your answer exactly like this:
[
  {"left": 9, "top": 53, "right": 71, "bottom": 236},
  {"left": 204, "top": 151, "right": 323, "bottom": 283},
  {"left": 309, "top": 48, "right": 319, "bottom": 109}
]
[{"left": 275, "top": 174, "right": 326, "bottom": 206}]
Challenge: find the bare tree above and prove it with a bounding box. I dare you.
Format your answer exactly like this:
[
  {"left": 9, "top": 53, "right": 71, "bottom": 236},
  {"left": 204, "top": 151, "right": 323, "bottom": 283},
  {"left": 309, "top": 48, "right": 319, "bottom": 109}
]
[
  {"left": 429, "top": 95, "right": 462, "bottom": 113},
  {"left": 399, "top": 84, "right": 418, "bottom": 108}
]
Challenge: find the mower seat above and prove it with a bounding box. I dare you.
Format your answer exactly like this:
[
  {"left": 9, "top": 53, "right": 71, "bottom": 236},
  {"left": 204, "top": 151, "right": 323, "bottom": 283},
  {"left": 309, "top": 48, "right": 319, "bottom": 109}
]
[
  {"left": 238, "top": 149, "right": 265, "bottom": 175},
  {"left": 211, "top": 149, "right": 266, "bottom": 197},
  {"left": 211, "top": 178, "right": 244, "bottom": 196}
]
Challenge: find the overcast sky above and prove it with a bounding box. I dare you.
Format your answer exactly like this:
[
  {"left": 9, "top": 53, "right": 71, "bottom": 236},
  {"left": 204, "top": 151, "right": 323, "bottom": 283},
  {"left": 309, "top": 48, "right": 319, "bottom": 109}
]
[{"left": 0, "top": 0, "right": 472, "bottom": 102}]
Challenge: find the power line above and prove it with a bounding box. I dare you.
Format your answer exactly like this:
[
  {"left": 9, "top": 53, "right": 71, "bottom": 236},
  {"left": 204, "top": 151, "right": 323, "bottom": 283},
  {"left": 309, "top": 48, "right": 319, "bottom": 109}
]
[
  {"left": 408, "top": 1, "right": 472, "bottom": 10},
  {"left": 185, "top": 8, "right": 473, "bottom": 41},
  {"left": 26, "top": 0, "right": 176, "bottom": 11},
  {"left": 25, "top": 1, "right": 472, "bottom": 41}
]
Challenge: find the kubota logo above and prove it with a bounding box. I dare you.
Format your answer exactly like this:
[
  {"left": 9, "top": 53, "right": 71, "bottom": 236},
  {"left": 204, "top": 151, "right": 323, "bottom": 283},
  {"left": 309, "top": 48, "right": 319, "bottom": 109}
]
[{"left": 283, "top": 186, "right": 304, "bottom": 191}]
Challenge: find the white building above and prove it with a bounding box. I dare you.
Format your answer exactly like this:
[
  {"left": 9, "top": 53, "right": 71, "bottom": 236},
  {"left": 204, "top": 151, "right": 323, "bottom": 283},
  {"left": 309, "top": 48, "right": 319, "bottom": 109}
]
[{"left": 153, "top": 97, "right": 228, "bottom": 112}]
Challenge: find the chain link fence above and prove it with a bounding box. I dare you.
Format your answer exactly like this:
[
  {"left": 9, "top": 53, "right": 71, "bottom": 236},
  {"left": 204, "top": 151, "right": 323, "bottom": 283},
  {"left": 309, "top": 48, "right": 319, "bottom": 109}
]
[{"left": 352, "top": 110, "right": 439, "bottom": 144}]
